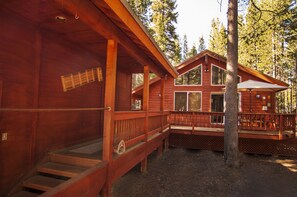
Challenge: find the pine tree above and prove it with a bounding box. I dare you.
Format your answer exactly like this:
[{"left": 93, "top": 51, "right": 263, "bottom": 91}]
[
  {"left": 224, "top": 0, "right": 239, "bottom": 167},
  {"left": 172, "top": 37, "right": 182, "bottom": 65},
  {"left": 182, "top": 34, "right": 189, "bottom": 60},
  {"left": 187, "top": 44, "right": 198, "bottom": 58},
  {"left": 197, "top": 36, "right": 206, "bottom": 52},
  {"left": 238, "top": 0, "right": 296, "bottom": 112},
  {"left": 209, "top": 18, "right": 227, "bottom": 56},
  {"left": 151, "top": 0, "right": 179, "bottom": 61},
  {"left": 127, "top": 0, "right": 152, "bottom": 28}
]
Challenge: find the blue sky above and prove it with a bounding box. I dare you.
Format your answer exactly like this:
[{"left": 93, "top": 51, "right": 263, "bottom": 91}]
[{"left": 176, "top": 0, "right": 228, "bottom": 47}]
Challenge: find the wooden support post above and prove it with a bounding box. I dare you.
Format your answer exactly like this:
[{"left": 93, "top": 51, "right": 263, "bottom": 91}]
[
  {"left": 140, "top": 157, "right": 148, "bottom": 174},
  {"left": 164, "top": 138, "right": 169, "bottom": 151},
  {"left": 143, "top": 65, "right": 149, "bottom": 141},
  {"left": 157, "top": 143, "right": 163, "bottom": 157},
  {"left": 102, "top": 40, "right": 117, "bottom": 197},
  {"left": 160, "top": 78, "right": 165, "bottom": 133},
  {"left": 191, "top": 112, "right": 195, "bottom": 134},
  {"left": 140, "top": 65, "right": 149, "bottom": 174},
  {"left": 279, "top": 114, "right": 284, "bottom": 140}
]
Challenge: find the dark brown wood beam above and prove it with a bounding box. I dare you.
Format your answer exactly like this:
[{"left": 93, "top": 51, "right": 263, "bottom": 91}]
[
  {"left": 54, "top": 0, "right": 164, "bottom": 77},
  {"left": 102, "top": 39, "right": 117, "bottom": 196}
]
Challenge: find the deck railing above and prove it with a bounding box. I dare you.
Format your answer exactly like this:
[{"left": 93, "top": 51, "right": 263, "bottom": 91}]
[
  {"left": 113, "top": 111, "right": 170, "bottom": 149},
  {"left": 169, "top": 111, "right": 296, "bottom": 135}
]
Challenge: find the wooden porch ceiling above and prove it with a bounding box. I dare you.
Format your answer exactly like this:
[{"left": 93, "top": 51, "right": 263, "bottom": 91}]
[{"left": 2, "top": 0, "right": 174, "bottom": 75}]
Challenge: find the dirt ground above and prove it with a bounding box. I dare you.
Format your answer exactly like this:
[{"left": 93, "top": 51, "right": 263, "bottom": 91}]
[{"left": 113, "top": 148, "right": 297, "bottom": 197}]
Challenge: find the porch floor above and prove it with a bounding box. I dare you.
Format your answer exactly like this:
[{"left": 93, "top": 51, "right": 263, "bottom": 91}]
[{"left": 170, "top": 125, "right": 295, "bottom": 140}]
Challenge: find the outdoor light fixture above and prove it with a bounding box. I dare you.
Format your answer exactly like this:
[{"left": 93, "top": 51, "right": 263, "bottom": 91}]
[
  {"left": 256, "top": 94, "right": 261, "bottom": 99},
  {"left": 55, "top": 15, "right": 67, "bottom": 22},
  {"left": 204, "top": 65, "right": 209, "bottom": 72}
]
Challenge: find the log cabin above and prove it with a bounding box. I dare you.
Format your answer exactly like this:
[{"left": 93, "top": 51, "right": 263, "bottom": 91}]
[
  {"left": 132, "top": 50, "right": 296, "bottom": 141},
  {"left": 0, "top": 0, "right": 178, "bottom": 196}
]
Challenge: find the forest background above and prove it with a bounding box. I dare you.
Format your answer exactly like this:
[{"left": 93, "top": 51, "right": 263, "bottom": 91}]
[{"left": 127, "top": 0, "right": 296, "bottom": 113}]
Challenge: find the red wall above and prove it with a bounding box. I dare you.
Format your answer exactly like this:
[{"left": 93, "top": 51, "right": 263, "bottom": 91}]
[
  {"left": 0, "top": 9, "right": 104, "bottom": 195},
  {"left": 148, "top": 55, "right": 276, "bottom": 113},
  {"left": 116, "top": 70, "right": 132, "bottom": 111}
]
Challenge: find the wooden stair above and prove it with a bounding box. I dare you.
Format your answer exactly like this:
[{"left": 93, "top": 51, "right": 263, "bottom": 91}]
[
  {"left": 10, "top": 148, "right": 102, "bottom": 197},
  {"left": 23, "top": 175, "right": 65, "bottom": 192},
  {"left": 38, "top": 162, "right": 88, "bottom": 178}
]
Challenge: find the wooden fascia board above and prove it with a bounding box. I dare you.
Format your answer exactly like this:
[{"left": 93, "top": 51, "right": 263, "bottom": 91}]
[
  {"left": 54, "top": 0, "right": 164, "bottom": 77},
  {"left": 92, "top": 0, "right": 178, "bottom": 78}
]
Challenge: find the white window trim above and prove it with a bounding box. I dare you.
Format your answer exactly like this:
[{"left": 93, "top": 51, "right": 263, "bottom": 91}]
[
  {"left": 174, "top": 64, "right": 203, "bottom": 86},
  {"left": 211, "top": 64, "right": 242, "bottom": 86},
  {"left": 174, "top": 91, "right": 203, "bottom": 111}
]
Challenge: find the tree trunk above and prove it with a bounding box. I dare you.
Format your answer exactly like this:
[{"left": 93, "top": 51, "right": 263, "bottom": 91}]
[{"left": 224, "top": 0, "right": 239, "bottom": 167}]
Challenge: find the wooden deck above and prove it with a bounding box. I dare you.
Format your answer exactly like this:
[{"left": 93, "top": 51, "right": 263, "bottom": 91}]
[{"left": 170, "top": 125, "right": 295, "bottom": 140}]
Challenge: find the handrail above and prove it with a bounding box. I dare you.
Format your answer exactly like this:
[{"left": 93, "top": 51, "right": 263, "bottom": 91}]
[
  {"left": 0, "top": 107, "right": 111, "bottom": 112},
  {"left": 169, "top": 111, "right": 296, "bottom": 134}
]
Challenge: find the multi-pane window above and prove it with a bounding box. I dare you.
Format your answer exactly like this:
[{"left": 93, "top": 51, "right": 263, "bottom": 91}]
[
  {"left": 175, "top": 65, "right": 202, "bottom": 85},
  {"left": 174, "top": 92, "right": 202, "bottom": 111},
  {"left": 211, "top": 65, "right": 241, "bottom": 85}
]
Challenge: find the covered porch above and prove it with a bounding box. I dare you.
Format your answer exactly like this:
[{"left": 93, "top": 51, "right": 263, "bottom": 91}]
[{"left": 1, "top": 0, "right": 177, "bottom": 196}]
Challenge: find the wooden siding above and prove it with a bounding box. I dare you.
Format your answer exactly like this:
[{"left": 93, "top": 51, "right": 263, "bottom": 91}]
[
  {"left": 115, "top": 70, "right": 132, "bottom": 111},
  {"left": 148, "top": 55, "right": 278, "bottom": 113}
]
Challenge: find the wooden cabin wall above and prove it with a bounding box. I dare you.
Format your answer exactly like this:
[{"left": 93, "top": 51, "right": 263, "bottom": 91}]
[
  {"left": 0, "top": 9, "right": 104, "bottom": 195},
  {"left": 115, "top": 70, "right": 132, "bottom": 111},
  {"left": 147, "top": 56, "right": 276, "bottom": 113}
]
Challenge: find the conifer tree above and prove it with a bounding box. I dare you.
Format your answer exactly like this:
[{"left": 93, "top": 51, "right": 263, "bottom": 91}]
[
  {"left": 187, "top": 44, "right": 198, "bottom": 58},
  {"left": 197, "top": 36, "right": 206, "bottom": 52},
  {"left": 172, "top": 37, "right": 182, "bottom": 65},
  {"left": 127, "top": 0, "right": 152, "bottom": 28},
  {"left": 209, "top": 18, "right": 227, "bottom": 56},
  {"left": 182, "top": 34, "right": 189, "bottom": 60},
  {"left": 151, "top": 0, "right": 179, "bottom": 61}
]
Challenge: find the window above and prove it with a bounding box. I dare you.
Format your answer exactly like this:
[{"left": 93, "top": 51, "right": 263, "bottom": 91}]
[
  {"left": 174, "top": 92, "right": 202, "bottom": 111},
  {"left": 211, "top": 65, "right": 241, "bottom": 85},
  {"left": 175, "top": 65, "right": 202, "bottom": 85},
  {"left": 212, "top": 65, "right": 226, "bottom": 85}
]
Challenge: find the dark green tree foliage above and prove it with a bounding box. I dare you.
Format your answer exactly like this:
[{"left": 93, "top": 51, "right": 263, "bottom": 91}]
[
  {"left": 209, "top": 18, "right": 227, "bottom": 57},
  {"left": 182, "top": 34, "right": 189, "bottom": 60},
  {"left": 127, "top": 0, "right": 152, "bottom": 27},
  {"left": 187, "top": 44, "right": 198, "bottom": 58},
  {"left": 172, "top": 37, "right": 182, "bottom": 65},
  {"left": 197, "top": 36, "right": 206, "bottom": 52},
  {"left": 238, "top": 0, "right": 296, "bottom": 112},
  {"left": 151, "top": 0, "right": 179, "bottom": 61}
]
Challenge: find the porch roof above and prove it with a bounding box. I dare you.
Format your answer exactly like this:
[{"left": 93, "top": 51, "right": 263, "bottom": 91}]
[{"left": 2, "top": 0, "right": 178, "bottom": 78}]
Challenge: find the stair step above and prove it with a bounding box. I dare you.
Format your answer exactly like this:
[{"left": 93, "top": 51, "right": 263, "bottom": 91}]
[
  {"left": 23, "top": 175, "right": 65, "bottom": 192},
  {"left": 10, "top": 191, "right": 39, "bottom": 197},
  {"left": 49, "top": 153, "right": 101, "bottom": 168},
  {"left": 38, "top": 162, "right": 87, "bottom": 178}
]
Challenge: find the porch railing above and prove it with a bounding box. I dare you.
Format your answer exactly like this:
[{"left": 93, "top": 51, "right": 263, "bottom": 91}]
[
  {"left": 113, "top": 111, "right": 170, "bottom": 149},
  {"left": 169, "top": 111, "right": 296, "bottom": 135}
]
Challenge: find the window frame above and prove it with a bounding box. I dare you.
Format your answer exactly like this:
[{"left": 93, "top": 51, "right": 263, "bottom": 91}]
[
  {"left": 174, "top": 64, "right": 203, "bottom": 86},
  {"left": 174, "top": 91, "right": 202, "bottom": 111},
  {"left": 211, "top": 64, "right": 242, "bottom": 86}
]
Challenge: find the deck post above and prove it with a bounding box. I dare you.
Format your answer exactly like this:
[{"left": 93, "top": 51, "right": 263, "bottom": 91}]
[
  {"left": 160, "top": 77, "right": 165, "bottom": 133},
  {"left": 279, "top": 114, "right": 284, "bottom": 140},
  {"left": 140, "top": 65, "right": 149, "bottom": 173},
  {"left": 102, "top": 39, "right": 117, "bottom": 197}
]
